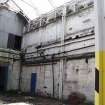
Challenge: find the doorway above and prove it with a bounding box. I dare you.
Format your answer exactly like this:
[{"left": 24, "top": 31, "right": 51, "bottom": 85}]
[
  {"left": 0, "top": 65, "right": 8, "bottom": 91},
  {"left": 30, "top": 73, "right": 37, "bottom": 94}
]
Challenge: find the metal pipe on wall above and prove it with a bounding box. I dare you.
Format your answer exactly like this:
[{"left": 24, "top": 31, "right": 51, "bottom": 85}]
[
  {"left": 23, "top": 36, "right": 94, "bottom": 55},
  {"left": 52, "top": 56, "right": 55, "bottom": 97},
  {"left": 23, "top": 27, "right": 94, "bottom": 50},
  {"left": 23, "top": 45, "right": 95, "bottom": 63},
  {"left": 59, "top": 5, "right": 66, "bottom": 100},
  {"left": 18, "top": 52, "right": 23, "bottom": 91}
]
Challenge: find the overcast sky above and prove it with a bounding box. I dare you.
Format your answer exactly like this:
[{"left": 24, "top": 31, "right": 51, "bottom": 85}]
[{"left": 7, "top": 0, "right": 71, "bottom": 20}]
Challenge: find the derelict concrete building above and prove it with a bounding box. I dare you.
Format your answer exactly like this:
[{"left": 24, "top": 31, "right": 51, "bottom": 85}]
[{"left": 0, "top": 0, "right": 95, "bottom": 103}]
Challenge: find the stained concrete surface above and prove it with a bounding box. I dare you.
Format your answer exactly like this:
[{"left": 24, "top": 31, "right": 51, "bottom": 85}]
[{"left": 0, "top": 92, "right": 63, "bottom": 105}]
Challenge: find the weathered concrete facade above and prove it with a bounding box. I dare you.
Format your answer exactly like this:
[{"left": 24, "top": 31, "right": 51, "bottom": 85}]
[
  {"left": 21, "top": 0, "right": 95, "bottom": 102},
  {"left": 0, "top": 4, "right": 28, "bottom": 91},
  {"left": 0, "top": 0, "right": 95, "bottom": 102},
  {"left": 21, "top": 58, "right": 95, "bottom": 101}
]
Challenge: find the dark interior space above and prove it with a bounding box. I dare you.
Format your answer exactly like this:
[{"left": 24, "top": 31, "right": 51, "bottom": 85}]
[
  {"left": 14, "top": 35, "right": 22, "bottom": 50},
  {"left": 0, "top": 66, "right": 8, "bottom": 91},
  {"left": 7, "top": 33, "right": 22, "bottom": 50}
]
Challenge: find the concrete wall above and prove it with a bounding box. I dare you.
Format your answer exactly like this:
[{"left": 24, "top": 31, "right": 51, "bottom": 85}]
[
  {"left": 0, "top": 9, "right": 25, "bottom": 48},
  {"left": 21, "top": 64, "right": 53, "bottom": 96},
  {"left": 22, "top": 5, "right": 94, "bottom": 49},
  {"left": 0, "top": 9, "right": 24, "bottom": 35},
  {"left": 0, "top": 8, "right": 26, "bottom": 91},
  {"left": 63, "top": 58, "right": 95, "bottom": 101},
  {"left": 7, "top": 61, "right": 20, "bottom": 90},
  {"left": 21, "top": 57, "right": 95, "bottom": 101}
]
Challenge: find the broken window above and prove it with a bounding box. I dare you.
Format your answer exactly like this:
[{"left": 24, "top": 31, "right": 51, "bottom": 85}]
[{"left": 7, "top": 33, "right": 22, "bottom": 50}]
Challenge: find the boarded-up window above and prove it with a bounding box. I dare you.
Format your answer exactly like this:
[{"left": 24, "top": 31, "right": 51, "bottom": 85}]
[{"left": 7, "top": 33, "right": 22, "bottom": 50}]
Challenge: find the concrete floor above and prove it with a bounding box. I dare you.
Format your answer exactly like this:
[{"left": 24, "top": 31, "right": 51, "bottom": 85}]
[{"left": 0, "top": 93, "right": 63, "bottom": 105}]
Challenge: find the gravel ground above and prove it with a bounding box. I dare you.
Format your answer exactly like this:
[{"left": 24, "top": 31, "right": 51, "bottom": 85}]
[{"left": 0, "top": 93, "right": 63, "bottom": 105}]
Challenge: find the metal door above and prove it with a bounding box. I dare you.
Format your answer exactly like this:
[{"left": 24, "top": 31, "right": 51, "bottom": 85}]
[{"left": 31, "top": 73, "right": 37, "bottom": 93}]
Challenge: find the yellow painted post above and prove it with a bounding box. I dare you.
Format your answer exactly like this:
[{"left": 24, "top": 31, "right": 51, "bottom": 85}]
[{"left": 94, "top": 0, "right": 105, "bottom": 105}]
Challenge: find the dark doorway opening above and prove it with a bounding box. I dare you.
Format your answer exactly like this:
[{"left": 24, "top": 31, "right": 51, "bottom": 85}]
[{"left": 0, "top": 66, "right": 8, "bottom": 91}]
